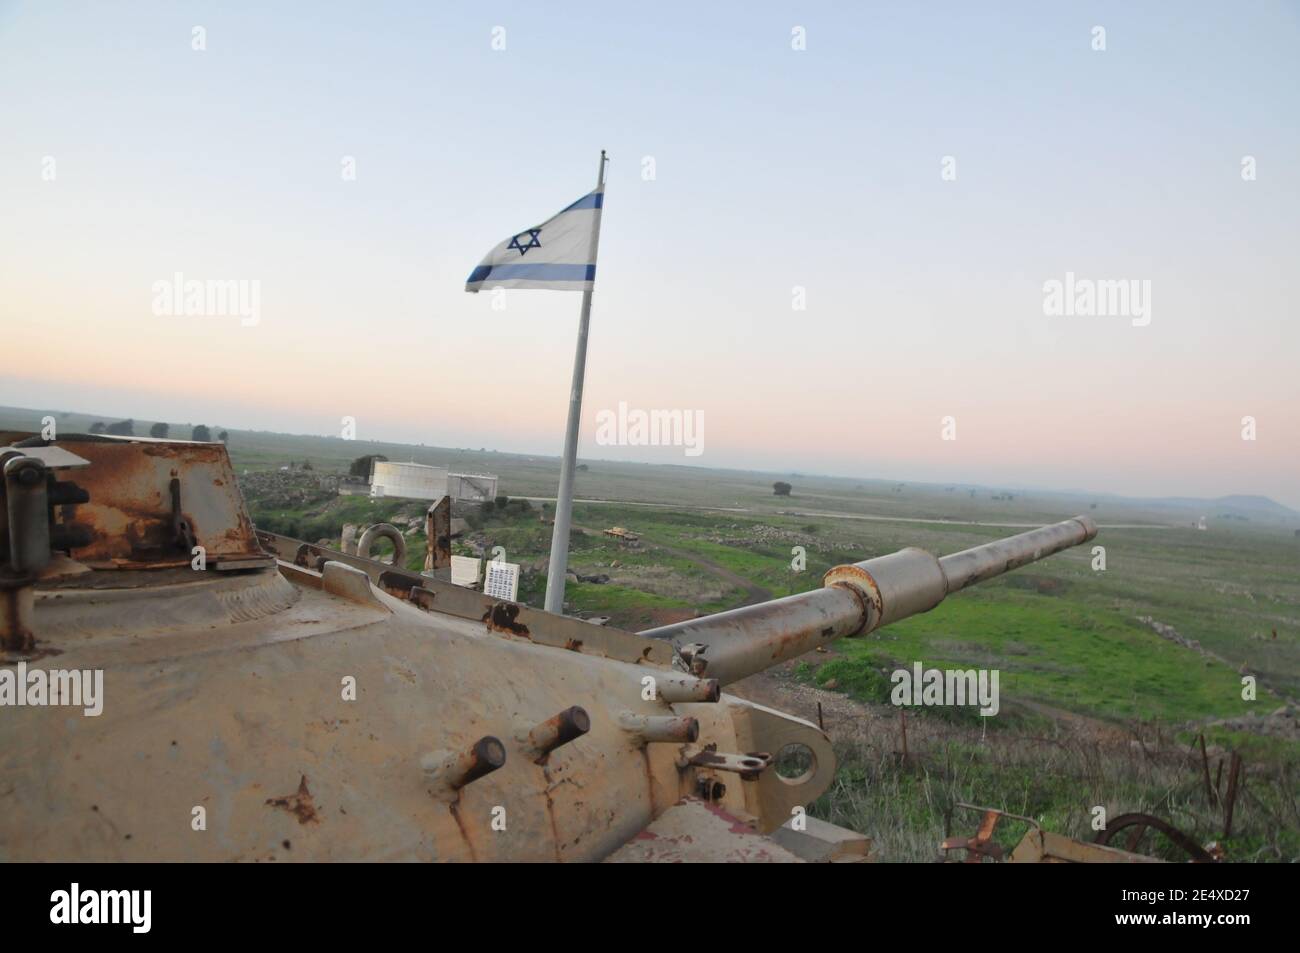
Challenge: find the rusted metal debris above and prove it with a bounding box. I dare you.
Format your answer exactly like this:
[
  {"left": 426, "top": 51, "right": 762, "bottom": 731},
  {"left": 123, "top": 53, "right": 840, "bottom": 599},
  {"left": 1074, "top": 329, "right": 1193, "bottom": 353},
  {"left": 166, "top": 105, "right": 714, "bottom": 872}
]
[
  {"left": 941, "top": 803, "right": 1216, "bottom": 864},
  {"left": 940, "top": 806, "right": 1008, "bottom": 862},
  {"left": 1093, "top": 812, "right": 1216, "bottom": 863}
]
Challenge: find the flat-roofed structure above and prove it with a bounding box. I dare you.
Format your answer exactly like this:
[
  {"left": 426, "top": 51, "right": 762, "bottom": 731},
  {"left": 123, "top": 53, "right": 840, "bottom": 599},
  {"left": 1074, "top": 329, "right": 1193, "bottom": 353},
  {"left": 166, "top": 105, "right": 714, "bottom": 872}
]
[
  {"left": 447, "top": 472, "right": 498, "bottom": 502},
  {"left": 370, "top": 461, "right": 448, "bottom": 500}
]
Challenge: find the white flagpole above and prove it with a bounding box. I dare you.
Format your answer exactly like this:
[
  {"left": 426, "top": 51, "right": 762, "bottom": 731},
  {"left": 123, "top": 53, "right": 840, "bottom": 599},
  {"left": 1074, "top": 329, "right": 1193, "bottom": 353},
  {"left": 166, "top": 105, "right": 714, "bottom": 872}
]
[{"left": 544, "top": 149, "right": 608, "bottom": 614}]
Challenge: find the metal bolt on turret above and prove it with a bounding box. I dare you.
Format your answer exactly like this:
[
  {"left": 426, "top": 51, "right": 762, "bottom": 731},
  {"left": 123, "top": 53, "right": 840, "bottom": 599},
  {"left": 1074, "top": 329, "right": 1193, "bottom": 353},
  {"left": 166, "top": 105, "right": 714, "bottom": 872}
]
[
  {"left": 422, "top": 736, "right": 507, "bottom": 798},
  {"left": 524, "top": 706, "right": 590, "bottom": 763},
  {"left": 619, "top": 712, "right": 699, "bottom": 744}
]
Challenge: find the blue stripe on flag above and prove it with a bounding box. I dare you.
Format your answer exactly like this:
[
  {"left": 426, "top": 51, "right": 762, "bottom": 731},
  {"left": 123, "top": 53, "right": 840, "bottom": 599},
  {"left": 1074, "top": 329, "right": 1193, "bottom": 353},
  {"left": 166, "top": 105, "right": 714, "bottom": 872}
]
[
  {"left": 467, "top": 264, "right": 596, "bottom": 283},
  {"left": 561, "top": 191, "right": 604, "bottom": 212}
]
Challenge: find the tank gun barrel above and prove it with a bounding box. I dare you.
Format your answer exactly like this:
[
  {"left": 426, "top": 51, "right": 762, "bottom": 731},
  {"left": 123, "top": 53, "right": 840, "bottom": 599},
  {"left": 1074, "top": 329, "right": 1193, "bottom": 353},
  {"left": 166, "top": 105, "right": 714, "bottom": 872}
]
[{"left": 640, "top": 516, "right": 1098, "bottom": 685}]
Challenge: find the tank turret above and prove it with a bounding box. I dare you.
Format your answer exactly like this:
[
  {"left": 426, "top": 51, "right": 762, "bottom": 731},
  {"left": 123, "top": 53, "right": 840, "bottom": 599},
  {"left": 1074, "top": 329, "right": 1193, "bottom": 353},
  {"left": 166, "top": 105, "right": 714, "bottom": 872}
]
[{"left": 0, "top": 433, "right": 1096, "bottom": 862}]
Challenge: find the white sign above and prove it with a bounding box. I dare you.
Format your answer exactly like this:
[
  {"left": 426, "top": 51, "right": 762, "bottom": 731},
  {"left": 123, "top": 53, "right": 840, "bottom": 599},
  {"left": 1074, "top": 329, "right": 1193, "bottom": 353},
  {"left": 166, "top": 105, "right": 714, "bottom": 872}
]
[
  {"left": 484, "top": 561, "right": 520, "bottom": 602},
  {"left": 451, "top": 555, "right": 482, "bottom": 588}
]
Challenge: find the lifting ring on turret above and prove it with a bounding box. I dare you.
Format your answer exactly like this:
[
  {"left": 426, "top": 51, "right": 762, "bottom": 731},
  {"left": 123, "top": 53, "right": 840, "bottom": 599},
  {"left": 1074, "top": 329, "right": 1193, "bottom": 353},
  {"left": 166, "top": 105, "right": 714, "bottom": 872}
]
[{"left": 356, "top": 523, "right": 407, "bottom": 566}]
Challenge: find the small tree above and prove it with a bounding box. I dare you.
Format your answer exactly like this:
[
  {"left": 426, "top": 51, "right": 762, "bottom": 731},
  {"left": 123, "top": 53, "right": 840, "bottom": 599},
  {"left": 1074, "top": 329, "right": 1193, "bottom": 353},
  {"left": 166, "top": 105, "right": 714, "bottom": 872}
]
[
  {"left": 773, "top": 481, "right": 792, "bottom": 497},
  {"left": 218, "top": 430, "right": 229, "bottom": 443},
  {"left": 192, "top": 424, "right": 211, "bottom": 441},
  {"left": 494, "top": 495, "right": 510, "bottom": 509},
  {"left": 149, "top": 422, "right": 169, "bottom": 438},
  {"left": 106, "top": 419, "right": 134, "bottom": 436},
  {"left": 89, "top": 421, "right": 106, "bottom": 434}
]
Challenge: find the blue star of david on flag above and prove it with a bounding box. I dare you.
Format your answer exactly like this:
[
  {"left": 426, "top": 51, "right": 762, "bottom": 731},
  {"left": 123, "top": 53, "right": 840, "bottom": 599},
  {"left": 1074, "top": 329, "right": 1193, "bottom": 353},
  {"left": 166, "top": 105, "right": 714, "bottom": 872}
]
[
  {"left": 507, "top": 228, "right": 542, "bottom": 256},
  {"left": 465, "top": 186, "right": 603, "bottom": 292}
]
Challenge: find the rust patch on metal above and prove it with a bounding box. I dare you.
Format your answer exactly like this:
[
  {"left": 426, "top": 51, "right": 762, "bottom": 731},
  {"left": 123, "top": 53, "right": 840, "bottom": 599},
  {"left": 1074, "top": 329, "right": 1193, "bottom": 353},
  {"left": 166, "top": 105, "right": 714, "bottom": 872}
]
[
  {"left": 541, "top": 765, "right": 564, "bottom": 861},
  {"left": 447, "top": 800, "right": 479, "bottom": 862},
  {"left": 1, "top": 632, "right": 36, "bottom": 654},
  {"left": 409, "top": 586, "right": 437, "bottom": 611},
  {"left": 377, "top": 571, "right": 414, "bottom": 600},
  {"left": 699, "top": 797, "right": 759, "bottom": 835},
  {"left": 823, "top": 563, "right": 881, "bottom": 634},
  {"left": 0, "top": 623, "right": 35, "bottom": 654},
  {"left": 770, "top": 626, "right": 816, "bottom": 660},
  {"left": 642, "top": 748, "right": 656, "bottom": 815},
  {"left": 529, "top": 706, "right": 590, "bottom": 765},
  {"left": 481, "top": 602, "right": 529, "bottom": 637},
  {"left": 265, "top": 775, "right": 321, "bottom": 825},
  {"left": 41, "top": 438, "right": 265, "bottom": 568},
  {"left": 0, "top": 580, "right": 37, "bottom": 653}
]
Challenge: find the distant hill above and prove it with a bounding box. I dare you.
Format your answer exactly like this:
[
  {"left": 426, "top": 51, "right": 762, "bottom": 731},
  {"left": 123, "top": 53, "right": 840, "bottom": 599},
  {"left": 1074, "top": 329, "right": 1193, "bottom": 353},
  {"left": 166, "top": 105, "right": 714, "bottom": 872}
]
[
  {"left": 1155, "top": 494, "right": 1300, "bottom": 526},
  {"left": 1212, "top": 495, "right": 1300, "bottom": 519}
]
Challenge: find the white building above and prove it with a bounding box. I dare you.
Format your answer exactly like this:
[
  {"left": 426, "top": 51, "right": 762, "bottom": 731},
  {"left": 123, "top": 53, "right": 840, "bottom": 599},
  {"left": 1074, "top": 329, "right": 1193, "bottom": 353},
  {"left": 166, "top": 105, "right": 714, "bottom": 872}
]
[
  {"left": 370, "top": 461, "right": 448, "bottom": 500},
  {"left": 447, "top": 472, "right": 499, "bottom": 503},
  {"left": 369, "top": 462, "right": 499, "bottom": 503}
]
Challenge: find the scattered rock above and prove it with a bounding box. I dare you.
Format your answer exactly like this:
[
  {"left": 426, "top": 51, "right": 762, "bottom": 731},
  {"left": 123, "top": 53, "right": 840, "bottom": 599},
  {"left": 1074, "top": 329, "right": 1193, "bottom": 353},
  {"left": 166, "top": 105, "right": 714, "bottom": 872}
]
[{"left": 1136, "top": 615, "right": 1201, "bottom": 652}]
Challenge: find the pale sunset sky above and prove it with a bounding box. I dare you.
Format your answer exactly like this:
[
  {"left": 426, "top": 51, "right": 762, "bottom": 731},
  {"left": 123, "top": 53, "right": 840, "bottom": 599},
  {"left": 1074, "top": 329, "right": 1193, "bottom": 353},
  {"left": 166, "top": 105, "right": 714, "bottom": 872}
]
[{"left": 1, "top": 2, "right": 1297, "bottom": 506}]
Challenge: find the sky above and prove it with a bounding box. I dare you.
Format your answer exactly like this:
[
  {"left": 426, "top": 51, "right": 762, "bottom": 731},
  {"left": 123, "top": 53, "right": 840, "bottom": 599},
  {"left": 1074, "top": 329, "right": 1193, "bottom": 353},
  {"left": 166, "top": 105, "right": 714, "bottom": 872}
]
[{"left": 2, "top": 1, "right": 1297, "bottom": 507}]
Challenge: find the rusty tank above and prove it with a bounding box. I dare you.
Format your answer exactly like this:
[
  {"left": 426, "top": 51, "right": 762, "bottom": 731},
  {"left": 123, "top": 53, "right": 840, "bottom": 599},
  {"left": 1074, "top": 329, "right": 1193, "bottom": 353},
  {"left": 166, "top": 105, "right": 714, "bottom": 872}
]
[{"left": 0, "top": 432, "right": 1098, "bottom": 862}]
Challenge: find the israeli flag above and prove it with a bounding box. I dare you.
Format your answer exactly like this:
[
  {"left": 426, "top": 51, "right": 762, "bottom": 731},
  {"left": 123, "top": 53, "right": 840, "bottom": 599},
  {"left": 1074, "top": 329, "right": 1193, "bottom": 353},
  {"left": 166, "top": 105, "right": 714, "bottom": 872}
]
[{"left": 465, "top": 187, "right": 603, "bottom": 292}]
